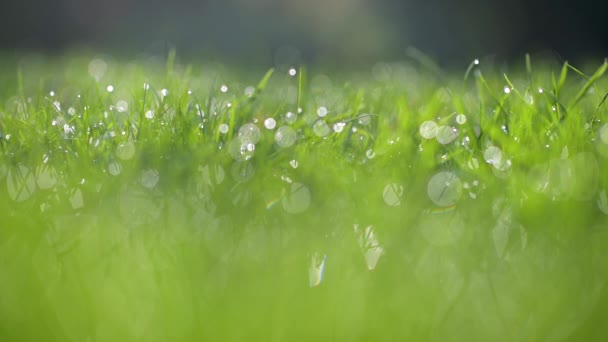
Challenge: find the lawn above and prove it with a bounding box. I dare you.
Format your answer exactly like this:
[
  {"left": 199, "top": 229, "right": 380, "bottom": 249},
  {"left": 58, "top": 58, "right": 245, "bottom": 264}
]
[{"left": 1, "top": 52, "right": 608, "bottom": 341}]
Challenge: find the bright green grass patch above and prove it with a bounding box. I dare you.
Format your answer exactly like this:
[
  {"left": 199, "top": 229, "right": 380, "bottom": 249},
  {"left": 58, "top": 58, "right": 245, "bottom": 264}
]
[{"left": 1, "top": 54, "right": 608, "bottom": 341}]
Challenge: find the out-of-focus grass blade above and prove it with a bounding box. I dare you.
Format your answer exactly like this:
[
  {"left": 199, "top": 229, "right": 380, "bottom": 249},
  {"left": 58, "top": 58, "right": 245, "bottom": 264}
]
[{"left": 569, "top": 59, "right": 607, "bottom": 108}]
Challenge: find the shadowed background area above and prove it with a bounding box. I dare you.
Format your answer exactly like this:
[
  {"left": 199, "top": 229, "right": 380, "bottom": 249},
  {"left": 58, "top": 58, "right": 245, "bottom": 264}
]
[{"left": 0, "top": 0, "right": 607, "bottom": 66}]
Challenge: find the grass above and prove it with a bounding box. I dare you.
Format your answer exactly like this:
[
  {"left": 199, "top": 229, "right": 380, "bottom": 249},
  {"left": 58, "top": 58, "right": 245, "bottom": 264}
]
[{"left": 1, "top": 52, "right": 608, "bottom": 341}]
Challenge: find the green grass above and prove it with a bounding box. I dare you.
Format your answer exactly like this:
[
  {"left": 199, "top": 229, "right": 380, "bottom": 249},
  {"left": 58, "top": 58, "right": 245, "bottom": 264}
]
[{"left": 1, "top": 52, "right": 608, "bottom": 341}]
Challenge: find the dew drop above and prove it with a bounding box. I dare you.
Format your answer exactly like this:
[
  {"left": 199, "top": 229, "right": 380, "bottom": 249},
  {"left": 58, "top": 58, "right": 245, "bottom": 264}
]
[
  {"left": 333, "top": 122, "right": 346, "bottom": 133},
  {"left": 290, "top": 160, "right": 299, "bottom": 169},
  {"left": 312, "top": 120, "right": 330, "bottom": 137},
  {"left": 382, "top": 183, "right": 403, "bottom": 207},
  {"left": 36, "top": 165, "right": 58, "bottom": 189},
  {"left": 264, "top": 118, "right": 277, "bottom": 129},
  {"left": 106, "top": 85, "right": 114, "bottom": 93},
  {"left": 354, "top": 224, "right": 384, "bottom": 270},
  {"left": 504, "top": 86, "right": 511, "bottom": 94},
  {"left": 419, "top": 120, "right": 438, "bottom": 139},
  {"left": 220, "top": 85, "right": 228, "bottom": 93},
  {"left": 140, "top": 169, "right": 160, "bottom": 189},
  {"left": 427, "top": 172, "right": 462, "bottom": 207},
  {"left": 284, "top": 111, "right": 297, "bottom": 124},
  {"left": 456, "top": 114, "right": 467, "bottom": 125},
  {"left": 289, "top": 68, "right": 297, "bottom": 76},
  {"left": 7, "top": 165, "right": 36, "bottom": 202},
  {"left": 161, "top": 88, "right": 169, "bottom": 97},
  {"left": 116, "top": 100, "right": 129, "bottom": 113},
  {"left": 309, "top": 252, "right": 327, "bottom": 287},
  {"left": 219, "top": 124, "right": 229, "bottom": 134},
  {"left": 116, "top": 141, "right": 136, "bottom": 160},
  {"left": 483, "top": 146, "right": 503, "bottom": 167},
  {"left": 599, "top": 124, "right": 608, "bottom": 144},
  {"left": 436, "top": 126, "right": 459, "bottom": 144},
  {"left": 317, "top": 106, "right": 328, "bottom": 118},
  {"left": 275, "top": 126, "right": 297, "bottom": 148},
  {"left": 238, "top": 123, "right": 262, "bottom": 144},
  {"left": 145, "top": 110, "right": 154, "bottom": 119},
  {"left": 366, "top": 149, "right": 376, "bottom": 159},
  {"left": 69, "top": 188, "right": 84, "bottom": 210},
  {"left": 282, "top": 182, "right": 311, "bottom": 214},
  {"left": 108, "top": 161, "right": 122, "bottom": 176}
]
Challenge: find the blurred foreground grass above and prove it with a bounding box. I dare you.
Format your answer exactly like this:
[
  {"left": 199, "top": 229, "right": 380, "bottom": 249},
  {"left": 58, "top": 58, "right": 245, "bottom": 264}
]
[{"left": 1, "top": 53, "right": 608, "bottom": 340}]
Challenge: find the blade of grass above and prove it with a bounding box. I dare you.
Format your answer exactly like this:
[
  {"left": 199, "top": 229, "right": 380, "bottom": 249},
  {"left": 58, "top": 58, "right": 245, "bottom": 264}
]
[{"left": 569, "top": 59, "right": 608, "bottom": 109}]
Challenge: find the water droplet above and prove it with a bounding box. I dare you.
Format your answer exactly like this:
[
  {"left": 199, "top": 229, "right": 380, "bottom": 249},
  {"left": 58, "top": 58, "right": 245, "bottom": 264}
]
[
  {"left": 88, "top": 58, "right": 107, "bottom": 81},
  {"left": 145, "top": 110, "right": 154, "bottom": 119},
  {"left": 354, "top": 224, "right": 384, "bottom": 270},
  {"left": 106, "top": 85, "right": 114, "bottom": 93},
  {"left": 220, "top": 85, "right": 228, "bottom": 93},
  {"left": 333, "top": 122, "right": 346, "bottom": 133},
  {"left": 67, "top": 107, "right": 76, "bottom": 116},
  {"left": 238, "top": 123, "right": 262, "bottom": 144},
  {"left": 231, "top": 161, "right": 255, "bottom": 182},
  {"left": 382, "top": 183, "right": 403, "bottom": 207},
  {"left": 36, "top": 165, "right": 58, "bottom": 189},
  {"left": 419, "top": 120, "right": 438, "bottom": 139},
  {"left": 282, "top": 182, "right": 311, "bottom": 214},
  {"left": 284, "top": 111, "right": 297, "bottom": 124},
  {"left": 7, "top": 165, "right": 36, "bottom": 202},
  {"left": 317, "top": 106, "right": 328, "bottom": 118},
  {"left": 244, "top": 86, "right": 255, "bottom": 97},
  {"left": 474, "top": 59, "right": 480, "bottom": 65},
  {"left": 69, "top": 188, "right": 84, "bottom": 209},
  {"left": 229, "top": 137, "right": 256, "bottom": 161},
  {"left": 312, "top": 120, "right": 330, "bottom": 137},
  {"left": 599, "top": 124, "right": 608, "bottom": 144},
  {"left": 290, "top": 160, "right": 299, "bottom": 169},
  {"left": 366, "top": 149, "right": 376, "bottom": 159},
  {"left": 108, "top": 161, "right": 122, "bottom": 176},
  {"left": 143, "top": 83, "right": 150, "bottom": 90},
  {"left": 483, "top": 146, "right": 503, "bottom": 167},
  {"left": 264, "top": 118, "right": 276, "bottom": 129},
  {"left": 140, "top": 169, "right": 159, "bottom": 189},
  {"left": 275, "top": 126, "right": 297, "bottom": 148},
  {"left": 49, "top": 91, "right": 55, "bottom": 97},
  {"left": 456, "top": 114, "right": 467, "bottom": 125},
  {"left": 524, "top": 94, "right": 534, "bottom": 105},
  {"left": 598, "top": 190, "right": 608, "bottom": 215},
  {"left": 161, "top": 88, "right": 169, "bottom": 97},
  {"left": 309, "top": 252, "right": 327, "bottom": 287},
  {"left": 289, "top": 68, "right": 297, "bottom": 76},
  {"left": 427, "top": 172, "right": 462, "bottom": 207},
  {"left": 436, "top": 126, "right": 459, "bottom": 144},
  {"left": 116, "top": 100, "right": 128, "bottom": 112},
  {"left": 503, "top": 86, "right": 511, "bottom": 94},
  {"left": 116, "top": 141, "right": 136, "bottom": 160},
  {"left": 219, "top": 124, "right": 229, "bottom": 134}
]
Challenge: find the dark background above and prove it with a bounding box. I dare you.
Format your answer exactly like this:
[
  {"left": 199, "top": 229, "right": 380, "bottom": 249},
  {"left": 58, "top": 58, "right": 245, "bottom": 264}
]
[{"left": 0, "top": 0, "right": 606, "bottom": 66}]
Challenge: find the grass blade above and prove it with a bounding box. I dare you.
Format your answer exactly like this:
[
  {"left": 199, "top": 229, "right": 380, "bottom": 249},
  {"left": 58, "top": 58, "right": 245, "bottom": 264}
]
[{"left": 569, "top": 59, "right": 608, "bottom": 108}]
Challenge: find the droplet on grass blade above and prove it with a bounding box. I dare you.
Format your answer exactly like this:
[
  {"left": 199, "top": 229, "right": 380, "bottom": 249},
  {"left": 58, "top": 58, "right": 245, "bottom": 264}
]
[
  {"left": 69, "top": 188, "right": 84, "bottom": 209},
  {"left": 436, "top": 126, "right": 459, "bottom": 144},
  {"left": 116, "top": 141, "right": 136, "bottom": 160},
  {"left": 456, "top": 114, "right": 467, "bottom": 125},
  {"left": 282, "top": 182, "right": 311, "bottom": 214},
  {"left": 383, "top": 183, "right": 404, "bottom": 207},
  {"left": 317, "top": 106, "right": 328, "bottom": 118},
  {"left": 238, "top": 123, "right": 262, "bottom": 144},
  {"left": 108, "top": 161, "right": 122, "bottom": 176},
  {"left": 354, "top": 224, "right": 384, "bottom": 270},
  {"left": 284, "top": 111, "right": 297, "bottom": 124},
  {"left": 309, "top": 252, "right": 327, "bottom": 287},
  {"left": 36, "top": 165, "right": 58, "bottom": 189},
  {"left": 264, "top": 118, "right": 277, "bottom": 130},
  {"left": 419, "top": 120, "right": 438, "bottom": 139},
  {"left": 333, "top": 122, "right": 346, "bottom": 133},
  {"left": 484, "top": 146, "right": 503, "bottom": 167},
  {"left": 140, "top": 169, "right": 160, "bottom": 189},
  {"left": 275, "top": 126, "right": 296, "bottom": 148},
  {"left": 7, "top": 165, "right": 36, "bottom": 202},
  {"left": 427, "top": 171, "right": 462, "bottom": 207},
  {"left": 312, "top": 120, "right": 330, "bottom": 137}
]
